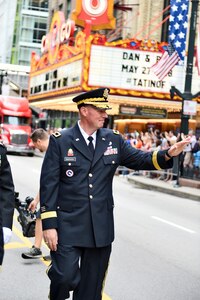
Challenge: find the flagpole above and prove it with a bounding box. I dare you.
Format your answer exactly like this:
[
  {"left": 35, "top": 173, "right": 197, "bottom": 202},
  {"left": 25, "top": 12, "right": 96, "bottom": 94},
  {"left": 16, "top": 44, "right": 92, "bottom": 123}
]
[
  {"left": 181, "top": 0, "right": 199, "bottom": 134},
  {"left": 170, "top": 0, "right": 200, "bottom": 186}
]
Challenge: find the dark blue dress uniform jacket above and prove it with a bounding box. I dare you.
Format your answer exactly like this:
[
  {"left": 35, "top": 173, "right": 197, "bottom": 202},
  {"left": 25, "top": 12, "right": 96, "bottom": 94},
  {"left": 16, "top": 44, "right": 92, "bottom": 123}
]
[
  {"left": 0, "top": 143, "right": 15, "bottom": 265},
  {"left": 40, "top": 124, "right": 172, "bottom": 248}
]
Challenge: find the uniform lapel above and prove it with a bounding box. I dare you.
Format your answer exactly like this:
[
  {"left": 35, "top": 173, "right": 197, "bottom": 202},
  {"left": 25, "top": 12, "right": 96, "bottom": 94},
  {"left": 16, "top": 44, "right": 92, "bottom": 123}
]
[{"left": 71, "top": 124, "right": 92, "bottom": 161}]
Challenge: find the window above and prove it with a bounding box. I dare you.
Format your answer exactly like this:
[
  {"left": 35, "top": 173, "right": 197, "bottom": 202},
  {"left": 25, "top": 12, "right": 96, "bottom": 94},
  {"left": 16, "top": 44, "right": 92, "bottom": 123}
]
[
  {"left": 4, "top": 116, "right": 29, "bottom": 125},
  {"left": 22, "top": 0, "right": 48, "bottom": 11},
  {"left": 33, "top": 22, "right": 47, "bottom": 43},
  {"left": 52, "top": 81, "right": 57, "bottom": 89},
  {"left": 53, "top": 70, "right": 57, "bottom": 79},
  {"left": 63, "top": 77, "right": 68, "bottom": 87}
]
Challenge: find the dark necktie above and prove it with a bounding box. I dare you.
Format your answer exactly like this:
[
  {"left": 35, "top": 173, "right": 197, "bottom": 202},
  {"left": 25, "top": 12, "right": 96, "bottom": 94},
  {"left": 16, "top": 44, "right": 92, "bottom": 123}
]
[{"left": 88, "top": 136, "right": 95, "bottom": 156}]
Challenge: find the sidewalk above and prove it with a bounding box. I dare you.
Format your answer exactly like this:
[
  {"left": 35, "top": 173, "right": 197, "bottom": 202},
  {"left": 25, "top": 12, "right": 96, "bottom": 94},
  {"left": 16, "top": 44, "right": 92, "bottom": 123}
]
[
  {"left": 34, "top": 149, "right": 45, "bottom": 158},
  {"left": 126, "top": 173, "right": 200, "bottom": 201}
]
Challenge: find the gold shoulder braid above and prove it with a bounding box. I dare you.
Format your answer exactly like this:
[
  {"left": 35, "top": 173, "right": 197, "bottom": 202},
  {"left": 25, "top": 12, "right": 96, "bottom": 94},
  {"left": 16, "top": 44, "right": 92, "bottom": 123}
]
[{"left": 52, "top": 131, "right": 61, "bottom": 138}]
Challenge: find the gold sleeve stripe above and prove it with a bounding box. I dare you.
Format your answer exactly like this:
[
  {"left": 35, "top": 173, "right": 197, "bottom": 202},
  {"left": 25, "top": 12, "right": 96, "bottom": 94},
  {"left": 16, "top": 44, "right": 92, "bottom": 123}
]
[
  {"left": 41, "top": 211, "right": 57, "bottom": 220},
  {"left": 152, "top": 151, "right": 162, "bottom": 170}
]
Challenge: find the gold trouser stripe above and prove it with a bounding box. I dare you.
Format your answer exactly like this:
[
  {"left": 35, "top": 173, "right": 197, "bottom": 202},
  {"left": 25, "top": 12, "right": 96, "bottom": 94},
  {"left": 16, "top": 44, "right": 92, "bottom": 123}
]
[
  {"left": 46, "top": 263, "right": 52, "bottom": 276},
  {"left": 152, "top": 151, "right": 162, "bottom": 170},
  {"left": 41, "top": 211, "right": 57, "bottom": 220}
]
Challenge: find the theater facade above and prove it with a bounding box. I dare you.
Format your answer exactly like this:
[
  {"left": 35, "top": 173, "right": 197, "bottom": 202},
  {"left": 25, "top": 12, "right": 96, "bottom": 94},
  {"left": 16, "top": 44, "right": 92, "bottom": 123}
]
[{"left": 28, "top": 8, "right": 200, "bottom": 134}]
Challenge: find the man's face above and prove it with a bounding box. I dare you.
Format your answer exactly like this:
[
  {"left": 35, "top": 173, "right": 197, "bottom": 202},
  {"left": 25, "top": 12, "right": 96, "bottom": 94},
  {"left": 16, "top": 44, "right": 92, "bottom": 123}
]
[
  {"left": 33, "top": 139, "right": 47, "bottom": 152},
  {"left": 80, "top": 105, "right": 108, "bottom": 129}
]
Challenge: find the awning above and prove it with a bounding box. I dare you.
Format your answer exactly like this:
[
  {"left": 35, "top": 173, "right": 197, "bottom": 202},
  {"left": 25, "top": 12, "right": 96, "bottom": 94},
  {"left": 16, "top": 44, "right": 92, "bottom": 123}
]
[{"left": 29, "top": 94, "right": 199, "bottom": 115}]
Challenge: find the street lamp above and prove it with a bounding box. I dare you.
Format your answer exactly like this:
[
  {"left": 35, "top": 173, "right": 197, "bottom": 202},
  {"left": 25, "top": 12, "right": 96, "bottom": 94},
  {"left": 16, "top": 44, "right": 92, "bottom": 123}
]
[{"left": 169, "top": 0, "right": 200, "bottom": 186}]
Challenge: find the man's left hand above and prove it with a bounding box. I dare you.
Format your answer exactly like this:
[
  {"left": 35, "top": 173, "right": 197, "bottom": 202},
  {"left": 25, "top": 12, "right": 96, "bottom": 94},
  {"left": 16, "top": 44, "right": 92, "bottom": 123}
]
[{"left": 167, "top": 136, "right": 191, "bottom": 158}]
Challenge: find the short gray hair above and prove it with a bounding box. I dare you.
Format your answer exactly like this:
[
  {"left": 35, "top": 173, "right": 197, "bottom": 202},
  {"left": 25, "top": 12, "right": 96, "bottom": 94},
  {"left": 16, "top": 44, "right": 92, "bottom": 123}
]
[{"left": 30, "top": 128, "right": 48, "bottom": 143}]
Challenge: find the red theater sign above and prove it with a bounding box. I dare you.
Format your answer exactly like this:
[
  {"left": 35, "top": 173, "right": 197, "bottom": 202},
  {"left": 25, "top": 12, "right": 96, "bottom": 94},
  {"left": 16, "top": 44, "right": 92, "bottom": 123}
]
[
  {"left": 71, "top": 0, "right": 116, "bottom": 30},
  {"left": 41, "top": 11, "right": 75, "bottom": 64}
]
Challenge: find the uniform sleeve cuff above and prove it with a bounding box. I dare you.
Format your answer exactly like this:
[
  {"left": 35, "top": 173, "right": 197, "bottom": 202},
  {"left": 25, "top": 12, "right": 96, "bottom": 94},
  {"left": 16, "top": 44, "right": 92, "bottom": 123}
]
[{"left": 153, "top": 150, "right": 173, "bottom": 169}]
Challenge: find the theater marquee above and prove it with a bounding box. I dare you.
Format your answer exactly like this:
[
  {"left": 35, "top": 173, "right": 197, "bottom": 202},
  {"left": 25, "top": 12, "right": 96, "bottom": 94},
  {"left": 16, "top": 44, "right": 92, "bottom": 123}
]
[{"left": 88, "top": 45, "right": 184, "bottom": 94}]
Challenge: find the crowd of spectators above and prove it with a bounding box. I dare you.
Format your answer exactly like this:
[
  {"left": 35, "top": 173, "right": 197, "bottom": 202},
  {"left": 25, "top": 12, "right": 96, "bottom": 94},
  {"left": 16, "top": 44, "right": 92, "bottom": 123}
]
[
  {"left": 123, "top": 129, "right": 200, "bottom": 181},
  {"left": 41, "top": 126, "right": 200, "bottom": 181}
]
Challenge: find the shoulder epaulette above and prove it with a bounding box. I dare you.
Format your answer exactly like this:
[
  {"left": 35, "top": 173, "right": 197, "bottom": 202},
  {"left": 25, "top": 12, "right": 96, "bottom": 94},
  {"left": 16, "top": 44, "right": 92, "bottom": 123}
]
[
  {"left": 52, "top": 131, "right": 61, "bottom": 138},
  {"left": 113, "top": 130, "right": 119, "bottom": 135}
]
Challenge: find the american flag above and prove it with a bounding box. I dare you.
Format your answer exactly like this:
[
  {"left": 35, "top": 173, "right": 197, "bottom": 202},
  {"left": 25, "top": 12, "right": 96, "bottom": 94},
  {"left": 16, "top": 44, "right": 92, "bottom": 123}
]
[
  {"left": 169, "top": 0, "right": 189, "bottom": 61},
  {"left": 151, "top": 0, "right": 189, "bottom": 80},
  {"left": 151, "top": 43, "right": 180, "bottom": 81}
]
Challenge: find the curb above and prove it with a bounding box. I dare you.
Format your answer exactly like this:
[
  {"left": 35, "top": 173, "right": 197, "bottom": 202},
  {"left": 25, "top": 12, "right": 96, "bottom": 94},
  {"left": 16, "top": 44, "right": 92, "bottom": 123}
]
[{"left": 127, "top": 175, "right": 200, "bottom": 202}]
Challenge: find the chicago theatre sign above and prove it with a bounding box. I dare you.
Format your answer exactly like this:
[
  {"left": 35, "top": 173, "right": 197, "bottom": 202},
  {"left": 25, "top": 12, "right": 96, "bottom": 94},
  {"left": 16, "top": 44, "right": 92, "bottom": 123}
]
[{"left": 28, "top": 0, "right": 200, "bottom": 111}]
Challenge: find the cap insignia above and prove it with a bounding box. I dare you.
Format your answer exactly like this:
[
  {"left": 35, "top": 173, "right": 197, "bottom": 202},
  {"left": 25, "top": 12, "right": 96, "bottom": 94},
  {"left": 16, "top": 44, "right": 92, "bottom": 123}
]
[{"left": 103, "top": 88, "right": 109, "bottom": 99}]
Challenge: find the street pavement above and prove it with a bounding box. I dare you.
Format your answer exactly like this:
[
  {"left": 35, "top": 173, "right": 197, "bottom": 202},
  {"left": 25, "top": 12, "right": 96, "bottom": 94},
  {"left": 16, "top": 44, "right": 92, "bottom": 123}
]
[{"left": 2, "top": 154, "right": 199, "bottom": 300}]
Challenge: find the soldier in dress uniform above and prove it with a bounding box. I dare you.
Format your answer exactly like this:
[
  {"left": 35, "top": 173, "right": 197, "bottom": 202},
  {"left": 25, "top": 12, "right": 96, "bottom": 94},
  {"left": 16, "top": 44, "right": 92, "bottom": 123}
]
[
  {"left": 0, "top": 142, "right": 15, "bottom": 268},
  {"left": 40, "top": 88, "right": 191, "bottom": 300}
]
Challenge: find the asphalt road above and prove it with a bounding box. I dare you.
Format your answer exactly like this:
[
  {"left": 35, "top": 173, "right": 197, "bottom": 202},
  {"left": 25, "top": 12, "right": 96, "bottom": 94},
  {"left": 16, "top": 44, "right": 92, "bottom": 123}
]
[{"left": 0, "top": 154, "right": 200, "bottom": 300}]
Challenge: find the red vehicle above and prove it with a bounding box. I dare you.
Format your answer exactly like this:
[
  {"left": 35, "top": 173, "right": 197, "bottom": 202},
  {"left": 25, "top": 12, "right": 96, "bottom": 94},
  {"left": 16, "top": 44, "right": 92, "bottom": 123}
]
[{"left": 0, "top": 96, "right": 35, "bottom": 156}]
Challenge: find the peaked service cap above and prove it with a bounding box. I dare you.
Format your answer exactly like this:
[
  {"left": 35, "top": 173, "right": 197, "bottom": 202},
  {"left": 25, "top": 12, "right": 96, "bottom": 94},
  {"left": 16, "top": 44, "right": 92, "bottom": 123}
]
[{"left": 72, "top": 88, "right": 112, "bottom": 110}]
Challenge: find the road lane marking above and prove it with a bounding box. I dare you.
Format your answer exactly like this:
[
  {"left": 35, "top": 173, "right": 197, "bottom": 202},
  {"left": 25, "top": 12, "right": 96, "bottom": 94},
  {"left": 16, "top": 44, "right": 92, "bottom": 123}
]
[
  {"left": 11, "top": 214, "right": 112, "bottom": 300},
  {"left": 5, "top": 242, "right": 28, "bottom": 249},
  {"left": 12, "top": 218, "right": 34, "bottom": 246},
  {"left": 151, "top": 216, "right": 196, "bottom": 233}
]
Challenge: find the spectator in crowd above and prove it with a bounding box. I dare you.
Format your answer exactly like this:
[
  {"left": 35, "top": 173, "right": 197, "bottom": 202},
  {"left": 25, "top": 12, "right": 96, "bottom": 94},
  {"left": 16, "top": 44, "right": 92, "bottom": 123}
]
[
  {"left": 124, "top": 133, "right": 135, "bottom": 147},
  {"left": 142, "top": 133, "right": 153, "bottom": 151},
  {"left": 192, "top": 136, "right": 200, "bottom": 153},
  {"left": 135, "top": 135, "right": 143, "bottom": 149},
  {"left": 181, "top": 130, "right": 196, "bottom": 178},
  {"left": 160, "top": 132, "right": 168, "bottom": 149},
  {"left": 193, "top": 149, "right": 200, "bottom": 179},
  {"left": 21, "top": 128, "right": 50, "bottom": 259},
  {"left": 192, "top": 136, "right": 200, "bottom": 179},
  {"left": 165, "top": 130, "right": 177, "bottom": 146}
]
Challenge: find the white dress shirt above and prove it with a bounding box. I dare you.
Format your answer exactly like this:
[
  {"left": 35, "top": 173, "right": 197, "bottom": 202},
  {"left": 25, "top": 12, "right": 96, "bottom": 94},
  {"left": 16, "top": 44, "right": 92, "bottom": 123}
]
[{"left": 78, "top": 121, "right": 96, "bottom": 148}]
